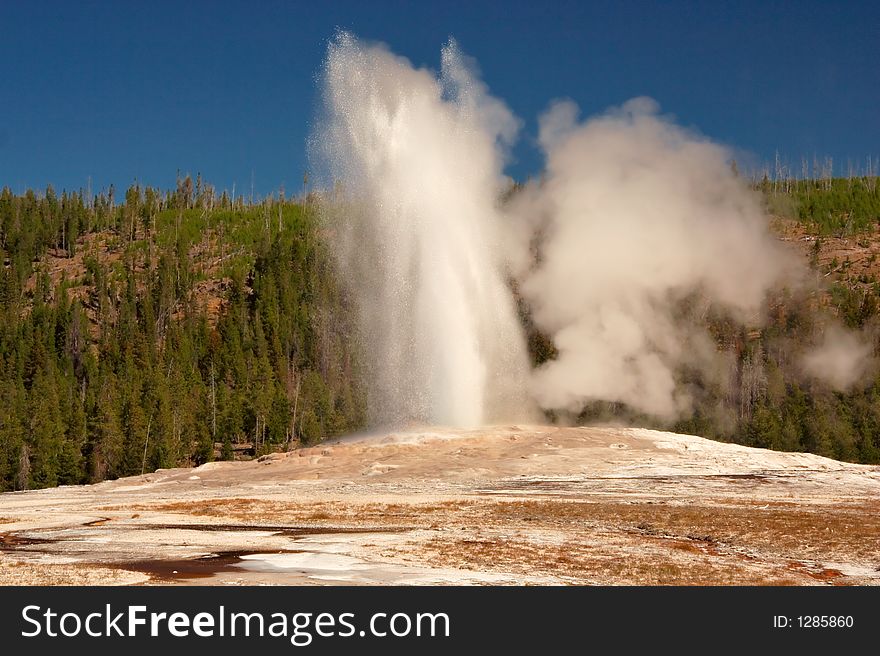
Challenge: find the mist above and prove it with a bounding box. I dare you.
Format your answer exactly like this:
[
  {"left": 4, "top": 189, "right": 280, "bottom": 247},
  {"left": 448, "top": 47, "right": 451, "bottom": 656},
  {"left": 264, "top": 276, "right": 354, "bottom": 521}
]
[
  {"left": 312, "top": 32, "right": 534, "bottom": 426},
  {"left": 313, "top": 34, "right": 873, "bottom": 427},
  {"left": 506, "top": 98, "right": 799, "bottom": 418},
  {"left": 802, "top": 325, "right": 874, "bottom": 391}
]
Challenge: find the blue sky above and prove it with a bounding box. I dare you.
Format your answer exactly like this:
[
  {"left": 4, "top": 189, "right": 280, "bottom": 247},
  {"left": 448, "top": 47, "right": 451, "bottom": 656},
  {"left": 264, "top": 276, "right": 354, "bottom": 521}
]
[{"left": 1, "top": 0, "right": 877, "bottom": 195}]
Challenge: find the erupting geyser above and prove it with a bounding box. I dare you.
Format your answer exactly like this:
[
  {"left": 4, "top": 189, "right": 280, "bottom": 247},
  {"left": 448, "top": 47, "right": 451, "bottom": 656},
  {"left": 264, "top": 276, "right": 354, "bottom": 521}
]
[
  {"left": 312, "top": 32, "right": 534, "bottom": 426},
  {"left": 313, "top": 32, "right": 873, "bottom": 429}
]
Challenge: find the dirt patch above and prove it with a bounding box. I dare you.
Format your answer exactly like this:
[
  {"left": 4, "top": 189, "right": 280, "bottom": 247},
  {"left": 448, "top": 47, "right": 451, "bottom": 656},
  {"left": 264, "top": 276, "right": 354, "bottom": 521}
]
[
  {"left": 106, "top": 499, "right": 477, "bottom": 527},
  {"left": 83, "top": 518, "right": 110, "bottom": 527},
  {"left": 0, "top": 533, "right": 58, "bottom": 549},
  {"left": 0, "top": 557, "right": 148, "bottom": 586},
  {"left": 419, "top": 535, "right": 802, "bottom": 585},
  {"left": 773, "top": 215, "right": 880, "bottom": 293},
  {"left": 121, "top": 551, "right": 262, "bottom": 583},
  {"left": 486, "top": 499, "right": 880, "bottom": 564},
  {"left": 133, "top": 522, "right": 406, "bottom": 536}
]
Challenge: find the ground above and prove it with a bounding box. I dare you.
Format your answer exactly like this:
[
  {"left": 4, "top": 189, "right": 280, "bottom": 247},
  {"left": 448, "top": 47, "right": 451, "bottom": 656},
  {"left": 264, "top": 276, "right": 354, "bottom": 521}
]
[
  {"left": 773, "top": 215, "right": 880, "bottom": 294},
  {"left": 1, "top": 425, "right": 878, "bottom": 585}
]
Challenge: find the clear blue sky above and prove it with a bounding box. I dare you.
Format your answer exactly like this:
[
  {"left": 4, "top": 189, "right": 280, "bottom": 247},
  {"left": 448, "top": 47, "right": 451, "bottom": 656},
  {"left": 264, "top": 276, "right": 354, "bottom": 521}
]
[{"left": 1, "top": 0, "right": 877, "bottom": 196}]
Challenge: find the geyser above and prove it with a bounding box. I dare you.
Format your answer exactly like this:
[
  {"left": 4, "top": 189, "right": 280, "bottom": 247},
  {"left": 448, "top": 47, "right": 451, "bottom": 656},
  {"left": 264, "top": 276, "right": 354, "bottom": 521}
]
[
  {"left": 313, "top": 33, "right": 873, "bottom": 427},
  {"left": 313, "top": 32, "right": 534, "bottom": 426}
]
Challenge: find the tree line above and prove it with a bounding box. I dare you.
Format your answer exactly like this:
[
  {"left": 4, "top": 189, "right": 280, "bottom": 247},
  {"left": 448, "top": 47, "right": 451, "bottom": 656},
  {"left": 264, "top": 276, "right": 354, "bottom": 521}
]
[{"left": 0, "top": 178, "right": 364, "bottom": 490}]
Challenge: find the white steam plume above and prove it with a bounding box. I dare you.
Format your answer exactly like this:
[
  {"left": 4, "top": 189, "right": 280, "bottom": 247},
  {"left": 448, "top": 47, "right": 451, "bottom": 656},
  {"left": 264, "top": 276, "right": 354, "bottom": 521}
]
[
  {"left": 312, "top": 32, "right": 534, "bottom": 426},
  {"left": 314, "top": 34, "right": 872, "bottom": 427},
  {"left": 507, "top": 98, "right": 797, "bottom": 419},
  {"left": 802, "top": 325, "right": 874, "bottom": 390}
]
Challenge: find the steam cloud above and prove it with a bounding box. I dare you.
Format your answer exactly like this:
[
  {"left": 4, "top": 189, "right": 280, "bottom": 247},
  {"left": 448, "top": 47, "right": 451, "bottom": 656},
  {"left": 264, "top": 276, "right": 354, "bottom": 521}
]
[
  {"left": 802, "top": 326, "right": 873, "bottom": 391},
  {"left": 313, "top": 33, "right": 873, "bottom": 426},
  {"left": 507, "top": 98, "right": 795, "bottom": 418}
]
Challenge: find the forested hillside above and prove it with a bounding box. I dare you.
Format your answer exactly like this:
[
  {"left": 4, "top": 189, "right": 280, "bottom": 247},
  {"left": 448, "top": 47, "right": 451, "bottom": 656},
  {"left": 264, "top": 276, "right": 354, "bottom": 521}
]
[
  {"left": 0, "top": 178, "right": 364, "bottom": 491},
  {"left": 1, "top": 173, "right": 880, "bottom": 491}
]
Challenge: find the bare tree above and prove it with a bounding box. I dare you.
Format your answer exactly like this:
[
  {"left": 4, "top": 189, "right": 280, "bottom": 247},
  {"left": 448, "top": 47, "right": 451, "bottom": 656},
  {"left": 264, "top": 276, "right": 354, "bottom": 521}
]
[
  {"left": 739, "top": 344, "right": 767, "bottom": 420},
  {"left": 17, "top": 443, "right": 30, "bottom": 491},
  {"left": 210, "top": 362, "right": 217, "bottom": 442}
]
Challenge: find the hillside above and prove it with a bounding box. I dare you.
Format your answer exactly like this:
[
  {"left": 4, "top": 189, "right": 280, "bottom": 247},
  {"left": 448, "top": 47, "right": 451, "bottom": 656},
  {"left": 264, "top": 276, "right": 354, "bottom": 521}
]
[
  {"left": 2, "top": 176, "right": 880, "bottom": 494},
  {"left": 0, "top": 425, "right": 877, "bottom": 585},
  {"left": 0, "top": 181, "right": 365, "bottom": 492}
]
